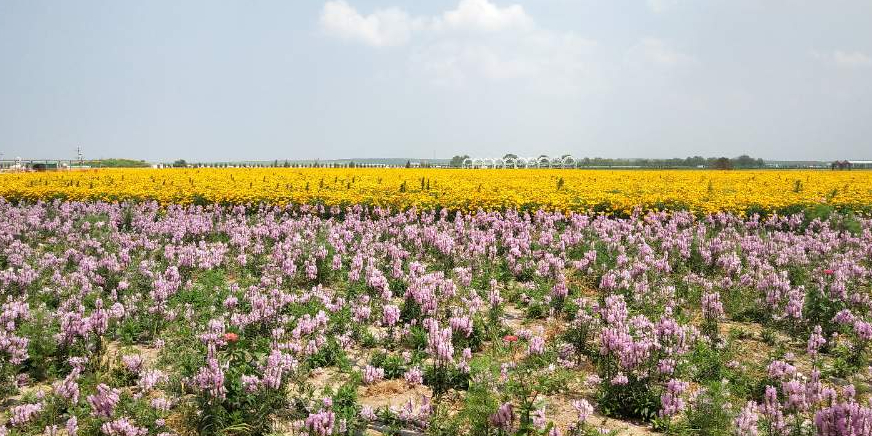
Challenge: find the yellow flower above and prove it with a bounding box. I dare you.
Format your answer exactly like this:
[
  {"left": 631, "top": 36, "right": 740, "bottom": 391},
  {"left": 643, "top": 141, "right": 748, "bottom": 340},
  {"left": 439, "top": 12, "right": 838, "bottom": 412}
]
[{"left": 1, "top": 168, "right": 871, "bottom": 214}]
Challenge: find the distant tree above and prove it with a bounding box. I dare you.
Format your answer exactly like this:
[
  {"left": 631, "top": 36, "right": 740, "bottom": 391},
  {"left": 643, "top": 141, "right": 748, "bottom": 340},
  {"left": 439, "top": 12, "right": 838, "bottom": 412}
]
[
  {"left": 541, "top": 154, "right": 768, "bottom": 169},
  {"left": 82, "top": 158, "right": 150, "bottom": 168},
  {"left": 686, "top": 156, "right": 706, "bottom": 167},
  {"left": 172, "top": 159, "right": 187, "bottom": 168},
  {"left": 712, "top": 157, "right": 733, "bottom": 170},
  {"left": 503, "top": 153, "right": 518, "bottom": 160},
  {"left": 450, "top": 155, "right": 470, "bottom": 167},
  {"left": 733, "top": 155, "right": 756, "bottom": 169},
  {"left": 348, "top": 161, "right": 356, "bottom": 168},
  {"left": 405, "top": 160, "right": 411, "bottom": 168},
  {"left": 670, "top": 158, "right": 683, "bottom": 167}
]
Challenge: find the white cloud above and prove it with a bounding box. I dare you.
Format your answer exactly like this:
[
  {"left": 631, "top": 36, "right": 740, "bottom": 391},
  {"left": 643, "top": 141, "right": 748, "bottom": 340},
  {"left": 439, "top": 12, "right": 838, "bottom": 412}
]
[
  {"left": 411, "top": 32, "right": 596, "bottom": 84},
  {"left": 435, "top": 0, "right": 534, "bottom": 33},
  {"left": 319, "top": 1, "right": 418, "bottom": 47},
  {"left": 646, "top": 0, "right": 680, "bottom": 13},
  {"left": 409, "top": 24, "right": 599, "bottom": 92},
  {"left": 812, "top": 50, "right": 872, "bottom": 68},
  {"left": 319, "top": 0, "right": 533, "bottom": 47},
  {"left": 626, "top": 37, "right": 696, "bottom": 68},
  {"left": 833, "top": 50, "right": 872, "bottom": 68},
  {"left": 320, "top": 0, "right": 601, "bottom": 93}
]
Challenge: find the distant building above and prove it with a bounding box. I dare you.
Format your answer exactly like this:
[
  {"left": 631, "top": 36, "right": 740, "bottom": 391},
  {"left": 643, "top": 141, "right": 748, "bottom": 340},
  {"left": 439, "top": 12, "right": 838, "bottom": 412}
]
[
  {"left": 849, "top": 160, "right": 872, "bottom": 169},
  {"left": 832, "top": 160, "right": 852, "bottom": 170}
]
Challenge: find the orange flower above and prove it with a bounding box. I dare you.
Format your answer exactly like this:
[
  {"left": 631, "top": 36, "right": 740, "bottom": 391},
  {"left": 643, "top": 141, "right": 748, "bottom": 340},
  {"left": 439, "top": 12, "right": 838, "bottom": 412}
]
[
  {"left": 503, "top": 335, "right": 518, "bottom": 343},
  {"left": 224, "top": 332, "right": 239, "bottom": 343}
]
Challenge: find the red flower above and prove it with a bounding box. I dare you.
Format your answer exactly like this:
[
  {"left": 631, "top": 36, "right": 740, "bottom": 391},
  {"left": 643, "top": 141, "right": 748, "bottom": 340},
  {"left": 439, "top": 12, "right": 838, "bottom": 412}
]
[
  {"left": 824, "top": 269, "right": 835, "bottom": 276},
  {"left": 503, "top": 335, "right": 519, "bottom": 343},
  {"left": 224, "top": 332, "right": 239, "bottom": 343}
]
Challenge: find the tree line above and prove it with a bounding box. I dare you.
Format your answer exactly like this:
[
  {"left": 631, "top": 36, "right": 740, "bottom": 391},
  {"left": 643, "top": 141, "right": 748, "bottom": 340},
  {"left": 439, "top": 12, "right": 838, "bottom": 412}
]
[
  {"left": 168, "top": 155, "right": 767, "bottom": 170},
  {"left": 448, "top": 154, "right": 766, "bottom": 169}
]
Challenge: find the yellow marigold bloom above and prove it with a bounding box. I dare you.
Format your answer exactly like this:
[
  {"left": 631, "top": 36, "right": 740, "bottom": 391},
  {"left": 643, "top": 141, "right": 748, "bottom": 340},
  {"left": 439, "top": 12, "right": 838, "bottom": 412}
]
[{"left": 1, "top": 168, "right": 871, "bottom": 214}]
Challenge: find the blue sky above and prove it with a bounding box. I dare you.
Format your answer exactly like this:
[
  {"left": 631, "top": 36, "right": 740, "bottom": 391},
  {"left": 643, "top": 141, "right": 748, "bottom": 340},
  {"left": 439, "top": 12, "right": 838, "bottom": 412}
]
[{"left": 1, "top": 0, "right": 870, "bottom": 161}]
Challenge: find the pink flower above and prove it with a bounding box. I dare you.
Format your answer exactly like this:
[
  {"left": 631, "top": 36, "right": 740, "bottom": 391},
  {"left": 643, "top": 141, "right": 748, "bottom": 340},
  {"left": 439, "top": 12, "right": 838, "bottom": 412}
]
[
  {"left": 573, "top": 399, "right": 593, "bottom": 422},
  {"left": 489, "top": 402, "right": 514, "bottom": 430}
]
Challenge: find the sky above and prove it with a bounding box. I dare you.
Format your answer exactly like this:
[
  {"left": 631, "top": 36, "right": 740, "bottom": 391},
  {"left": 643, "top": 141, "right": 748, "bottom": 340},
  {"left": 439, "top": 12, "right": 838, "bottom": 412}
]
[{"left": 1, "top": 0, "right": 871, "bottom": 162}]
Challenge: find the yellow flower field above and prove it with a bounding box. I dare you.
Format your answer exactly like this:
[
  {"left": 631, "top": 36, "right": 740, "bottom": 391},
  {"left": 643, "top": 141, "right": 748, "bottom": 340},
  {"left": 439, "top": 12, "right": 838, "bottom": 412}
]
[{"left": 1, "top": 168, "right": 871, "bottom": 214}]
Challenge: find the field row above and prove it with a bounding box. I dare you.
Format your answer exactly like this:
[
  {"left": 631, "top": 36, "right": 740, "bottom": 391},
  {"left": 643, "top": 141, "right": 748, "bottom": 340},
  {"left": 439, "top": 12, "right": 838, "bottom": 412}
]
[
  {"left": 2, "top": 168, "right": 872, "bottom": 214},
  {"left": 0, "top": 201, "right": 871, "bottom": 435}
]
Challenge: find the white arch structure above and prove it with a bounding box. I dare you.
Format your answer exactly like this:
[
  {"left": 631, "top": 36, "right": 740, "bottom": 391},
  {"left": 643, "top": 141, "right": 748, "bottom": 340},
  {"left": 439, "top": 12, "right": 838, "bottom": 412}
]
[{"left": 457, "top": 155, "right": 578, "bottom": 169}]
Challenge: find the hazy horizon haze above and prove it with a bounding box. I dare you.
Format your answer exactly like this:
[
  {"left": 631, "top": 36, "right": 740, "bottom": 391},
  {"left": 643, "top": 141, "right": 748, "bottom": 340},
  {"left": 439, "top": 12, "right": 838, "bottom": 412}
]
[{"left": 1, "top": 0, "right": 870, "bottom": 162}]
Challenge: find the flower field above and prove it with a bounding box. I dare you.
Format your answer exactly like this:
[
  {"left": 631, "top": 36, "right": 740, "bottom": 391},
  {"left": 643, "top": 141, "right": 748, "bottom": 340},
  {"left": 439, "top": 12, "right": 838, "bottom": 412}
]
[
  {"left": 2, "top": 168, "right": 872, "bottom": 214},
  {"left": 1, "top": 173, "right": 872, "bottom": 436}
]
